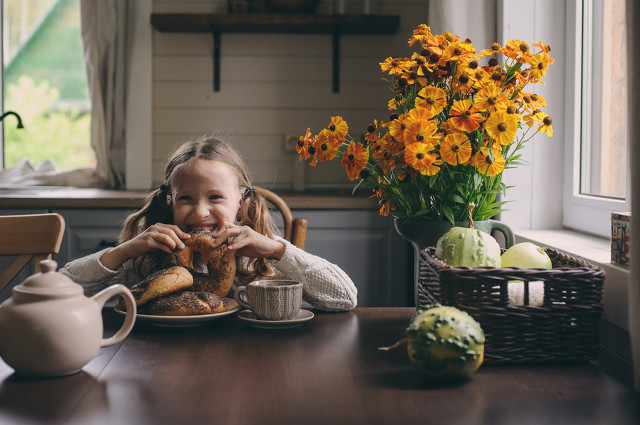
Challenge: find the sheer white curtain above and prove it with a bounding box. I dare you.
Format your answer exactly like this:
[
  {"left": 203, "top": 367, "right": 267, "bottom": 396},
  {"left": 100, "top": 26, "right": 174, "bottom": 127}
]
[
  {"left": 627, "top": 0, "right": 640, "bottom": 392},
  {"left": 80, "top": 0, "right": 129, "bottom": 188}
]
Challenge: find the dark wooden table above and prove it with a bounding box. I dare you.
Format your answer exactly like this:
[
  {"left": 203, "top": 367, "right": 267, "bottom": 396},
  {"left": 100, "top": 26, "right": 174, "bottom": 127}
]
[{"left": 0, "top": 307, "right": 638, "bottom": 425}]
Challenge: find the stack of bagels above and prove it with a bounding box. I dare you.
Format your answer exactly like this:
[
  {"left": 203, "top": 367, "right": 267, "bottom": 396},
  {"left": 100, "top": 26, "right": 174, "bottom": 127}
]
[{"left": 128, "top": 229, "right": 236, "bottom": 316}]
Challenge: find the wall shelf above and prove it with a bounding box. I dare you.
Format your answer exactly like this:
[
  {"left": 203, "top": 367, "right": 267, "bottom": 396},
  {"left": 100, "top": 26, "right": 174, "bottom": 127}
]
[{"left": 150, "top": 13, "right": 400, "bottom": 92}]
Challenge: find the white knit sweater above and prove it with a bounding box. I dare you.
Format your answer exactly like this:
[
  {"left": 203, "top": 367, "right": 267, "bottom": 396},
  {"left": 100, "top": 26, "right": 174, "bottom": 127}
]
[{"left": 59, "top": 237, "right": 358, "bottom": 312}]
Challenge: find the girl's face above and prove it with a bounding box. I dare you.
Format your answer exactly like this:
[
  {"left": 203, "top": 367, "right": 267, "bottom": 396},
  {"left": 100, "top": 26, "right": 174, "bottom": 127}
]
[{"left": 170, "top": 159, "right": 244, "bottom": 233}]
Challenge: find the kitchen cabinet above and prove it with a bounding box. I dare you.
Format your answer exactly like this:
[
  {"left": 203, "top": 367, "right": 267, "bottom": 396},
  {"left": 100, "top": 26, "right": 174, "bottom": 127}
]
[{"left": 0, "top": 207, "right": 411, "bottom": 307}]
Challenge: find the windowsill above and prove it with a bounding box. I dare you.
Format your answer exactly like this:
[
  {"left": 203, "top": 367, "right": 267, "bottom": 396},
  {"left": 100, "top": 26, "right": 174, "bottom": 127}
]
[{"left": 514, "top": 229, "right": 630, "bottom": 332}]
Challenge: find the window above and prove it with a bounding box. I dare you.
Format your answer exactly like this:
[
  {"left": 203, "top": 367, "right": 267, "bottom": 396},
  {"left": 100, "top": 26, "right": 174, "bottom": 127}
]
[
  {"left": 563, "top": 0, "right": 629, "bottom": 238},
  {"left": 1, "top": 0, "right": 93, "bottom": 171}
]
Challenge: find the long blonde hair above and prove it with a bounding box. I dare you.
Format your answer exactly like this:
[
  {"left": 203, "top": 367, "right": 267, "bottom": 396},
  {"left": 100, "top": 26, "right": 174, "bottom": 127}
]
[{"left": 120, "top": 135, "right": 278, "bottom": 279}]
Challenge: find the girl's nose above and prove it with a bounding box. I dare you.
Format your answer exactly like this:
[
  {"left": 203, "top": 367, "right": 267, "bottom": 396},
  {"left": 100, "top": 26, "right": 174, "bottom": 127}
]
[{"left": 194, "top": 201, "right": 210, "bottom": 219}]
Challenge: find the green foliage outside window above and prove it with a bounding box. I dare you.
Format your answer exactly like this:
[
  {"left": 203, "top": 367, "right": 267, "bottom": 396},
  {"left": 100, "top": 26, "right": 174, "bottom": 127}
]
[{"left": 4, "top": 76, "right": 93, "bottom": 170}]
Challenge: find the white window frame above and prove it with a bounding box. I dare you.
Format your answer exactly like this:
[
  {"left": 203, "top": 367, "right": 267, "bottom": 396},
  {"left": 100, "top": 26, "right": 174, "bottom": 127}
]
[
  {"left": 562, "top": 0, "right": 630, "bottom": 238},
  {"left": 0, "top": 0, "right": 152, "bottom": 190}
]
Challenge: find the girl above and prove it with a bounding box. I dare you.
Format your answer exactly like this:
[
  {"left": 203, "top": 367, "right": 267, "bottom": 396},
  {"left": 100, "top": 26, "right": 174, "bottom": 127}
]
[{"left": 60, "top": 136, "right": 357, "bottom": 312}]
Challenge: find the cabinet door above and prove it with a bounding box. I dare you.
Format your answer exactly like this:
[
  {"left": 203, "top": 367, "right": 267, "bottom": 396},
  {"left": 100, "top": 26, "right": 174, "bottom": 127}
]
[
  {"left": 0, "top": 209, "right": 50, "bottom": 301},
  {"left": 294, "top": 210, "right": 411, "bottom": 307},
  {"left": 54, "top": 209, "right": 135, "bottom": 265}
]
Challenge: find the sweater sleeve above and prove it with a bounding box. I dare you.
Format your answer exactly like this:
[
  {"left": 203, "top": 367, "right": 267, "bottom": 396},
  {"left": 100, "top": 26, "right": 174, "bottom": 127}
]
[
  {"left": 272, "top": 237, "right": 357, "bottom": 312},
  {"left": 59, "top": 248, "right": 139, "bottom": 296}
]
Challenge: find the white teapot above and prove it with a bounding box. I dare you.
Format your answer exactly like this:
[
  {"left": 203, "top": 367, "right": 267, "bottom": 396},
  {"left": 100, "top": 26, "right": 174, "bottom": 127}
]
[{"left": 0, "top": 259, "right": 136, "bottom": 377}]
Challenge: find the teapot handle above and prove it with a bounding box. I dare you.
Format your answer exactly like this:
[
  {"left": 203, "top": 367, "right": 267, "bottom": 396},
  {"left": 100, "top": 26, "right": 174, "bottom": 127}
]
[{"left": 91, "top": 284, "right": 136, "bottom": 347}]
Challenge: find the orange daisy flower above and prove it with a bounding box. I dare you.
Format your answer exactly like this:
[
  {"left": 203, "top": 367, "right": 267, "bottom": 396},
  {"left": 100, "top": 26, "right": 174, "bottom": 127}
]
[
  {"left": 297, "top": 128, "right": 312, "bottom": 161},
  {"left": 404, "top": 143, "right": 441, "bottom": 176},
  {"left": 440, "top": 132, "right": 472, "bottom": 165},
  {"left": 312, "top": 129, "right": 340, "bottom": 163},
  {"left": 387, "top": 113, "right": 408, "bottom": 144},
  {"left": 475, "top": 83, "right": 507, "bottom": 112},
  {"left": 380, "top": 57, "right": 410, "bottom": 75},
  {"left": 327, "top": 116, "right": 348, "bottom": 142},
  {"left": 485, "top": 111, "right": 519, "bottom": 146},
  {"left": 449, "top": 99, "right": 484, "bottom": 132},
  {"left": 538, "top": 114, "right": 553, "bottom": 136},
  {"left": 403, "top": 108, "right": 438, "bottom": 146},
  {"left": 527, "top": 52, "right": 554, "bottom": 81},
  {"left": 474, "top": 147, "right": 505, "bottom": 176},
  {"left": 341, "top": 142, "right": 369, "bottom": 180},
  {"left": 415, "top": 86, "right": 447, "bottom": 117}
]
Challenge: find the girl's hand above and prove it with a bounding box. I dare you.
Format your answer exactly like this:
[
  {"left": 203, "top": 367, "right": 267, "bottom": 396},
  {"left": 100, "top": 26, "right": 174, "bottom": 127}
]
[
  {"left": 213, "top": 222, "right": 286, "bottom": 262},
  {"left": 100, "top": 224, "right": 191, "bottom": 270}
]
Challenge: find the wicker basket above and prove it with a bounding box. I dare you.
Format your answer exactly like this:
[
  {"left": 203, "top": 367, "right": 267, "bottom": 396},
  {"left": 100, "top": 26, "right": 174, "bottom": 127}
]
[{"left": 418, "top": 247, "right": 605, "bottom": 364}]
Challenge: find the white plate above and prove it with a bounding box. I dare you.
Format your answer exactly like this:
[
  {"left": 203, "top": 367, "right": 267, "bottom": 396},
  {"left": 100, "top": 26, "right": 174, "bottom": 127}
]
[
  {"left": 114, "top": 299, "right": 240, "bottom": 328},
  {"left": 236, "top": 309, "right": 314, "bottom": 329}
]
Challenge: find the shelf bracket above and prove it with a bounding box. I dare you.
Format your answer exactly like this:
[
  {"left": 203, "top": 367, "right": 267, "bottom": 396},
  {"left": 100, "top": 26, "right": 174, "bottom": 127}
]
[{"left": 212, "top": 27, "right": 221, "bottom": 91}]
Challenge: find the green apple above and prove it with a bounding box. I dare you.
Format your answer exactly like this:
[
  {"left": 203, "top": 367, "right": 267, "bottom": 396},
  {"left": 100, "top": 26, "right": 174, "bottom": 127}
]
[{"left": 501, "top": 242, "right": 552, "bottom": 269}]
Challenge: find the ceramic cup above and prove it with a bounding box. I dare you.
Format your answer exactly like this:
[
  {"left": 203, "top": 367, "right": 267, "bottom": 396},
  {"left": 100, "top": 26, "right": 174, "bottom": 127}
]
[{"left": 234, "top": 280, "right": 303, "bottom": 320}]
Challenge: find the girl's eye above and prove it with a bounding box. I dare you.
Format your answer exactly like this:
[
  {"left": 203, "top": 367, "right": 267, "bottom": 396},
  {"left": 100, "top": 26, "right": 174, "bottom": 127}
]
[
  {"left": 177, "top": 195, "right": 193, "bottom": 202},
  {"left": 209, "top": 194, "right": 222, "bottom": 200}
]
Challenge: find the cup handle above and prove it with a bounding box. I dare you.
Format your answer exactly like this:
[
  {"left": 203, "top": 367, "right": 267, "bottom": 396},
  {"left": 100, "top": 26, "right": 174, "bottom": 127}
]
[
  {"left": 91, "top": 284, "right": 136, "bottom": 347},
  {"left": 234, "top": 286, "right": 251, "bottom": 309},
  {"left": 488, "top": 219, "right": 515, "bottom": 248}
]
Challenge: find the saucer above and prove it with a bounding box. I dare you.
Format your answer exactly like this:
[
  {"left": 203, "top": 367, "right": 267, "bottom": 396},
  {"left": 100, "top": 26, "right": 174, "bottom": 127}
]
[{"left": 237, "top": 309, "right": 314, "bottom": 329}]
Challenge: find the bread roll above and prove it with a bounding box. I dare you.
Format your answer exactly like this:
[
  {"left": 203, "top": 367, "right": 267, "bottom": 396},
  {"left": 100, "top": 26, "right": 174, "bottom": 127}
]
[
  {"left": 143, "top": 290, "right": 229, "bottom": 316},
  {"left": 130, "top": 266, "right": 193, "bottom": 306}
]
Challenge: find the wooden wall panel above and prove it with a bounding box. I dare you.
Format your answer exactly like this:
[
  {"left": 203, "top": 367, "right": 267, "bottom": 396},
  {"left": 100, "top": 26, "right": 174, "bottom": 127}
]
[{"left": 151, "top": 0, "right": 429, "bottom": 187}]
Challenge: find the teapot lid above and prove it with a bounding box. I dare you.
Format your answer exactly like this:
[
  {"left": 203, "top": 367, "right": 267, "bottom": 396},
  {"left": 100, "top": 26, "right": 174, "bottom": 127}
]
[{"left": 14, "top": 259, "right": 83, "bottom": 298}]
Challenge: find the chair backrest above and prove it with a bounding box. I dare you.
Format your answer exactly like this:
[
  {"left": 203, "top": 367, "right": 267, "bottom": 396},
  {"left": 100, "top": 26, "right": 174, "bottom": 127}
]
[
  {"left": 254, "top": 187, "right": 307, "bottom": 250},
  {"left": 0, "top": 213, "right": 65, "bottom": 292}
]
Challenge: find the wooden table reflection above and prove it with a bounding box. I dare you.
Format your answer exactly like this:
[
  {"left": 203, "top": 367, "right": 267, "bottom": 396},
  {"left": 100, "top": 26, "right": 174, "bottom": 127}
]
[{"left": 0, "top": 307, "right": 638, "bottom": 425}]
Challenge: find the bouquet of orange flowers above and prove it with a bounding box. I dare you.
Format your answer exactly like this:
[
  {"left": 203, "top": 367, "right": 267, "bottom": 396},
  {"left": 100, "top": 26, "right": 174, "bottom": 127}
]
[{"left": 297, "top": 24, "right": 554, "bottom": 223}]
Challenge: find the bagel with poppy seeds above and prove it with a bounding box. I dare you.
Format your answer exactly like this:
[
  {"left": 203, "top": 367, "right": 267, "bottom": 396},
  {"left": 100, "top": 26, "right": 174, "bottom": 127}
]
[
  {"left": 129, "top": 266, "right": 193, "bottom": 306},
  {"left": 141, "top": 290, "right": 229, "bottom": 316},
  {"left": 163, "top": 229, "right": 236, "bottom": 298}
]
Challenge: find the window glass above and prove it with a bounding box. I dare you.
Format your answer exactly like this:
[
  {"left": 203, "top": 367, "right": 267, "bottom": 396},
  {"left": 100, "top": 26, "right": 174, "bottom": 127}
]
[
  {"left": 580, "top": 0, "right": 627, "bottom": 200},
  {"left": 2, "top": 0, "right": 93, "bottom": 170}
]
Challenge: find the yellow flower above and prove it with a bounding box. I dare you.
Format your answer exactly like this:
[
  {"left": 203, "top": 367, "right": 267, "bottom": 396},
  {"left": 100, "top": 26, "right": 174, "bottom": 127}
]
[
  {"left": 524, "top": 109, "right": 545, "bottom": 127},
  {"left": 403, "top": 108, "right": 438, "bottom": 145},
  {"left": 415, "top": 86, "right": 447, "bottom": 117},
  {"left": 312, "top": 129, "right": 340, "bottom": 163},
  {"left": 404, "top": 143, "right": 441, "bottom": 176},
  {"left": 365, "top": 119, "right": 382, "bottom": 143},
  {"left": 440, "top": 132, "right": 472, "bottom": 165},
  {"left": 380, "top": 57, "right": 409, "bottom": 75},
  {"left": 539, "top": 114, "right": 553, "bottom": 136},
  {"left": 527, "top": 52, "right": 554, "bottom": 81},
  {"left": 504, "top": 39, "right": 531, "bottom": 60},
  {"left": 485, "top": 111, "right": 519, "bottom": 145},
  {"left": 297, "top": 128, "right": 312, "bottom": 161},
  {"left": 449, "top": 99, "right": 484, "bottom": 132},
  {"left": 327, "top": 116, "right": 348, "bottom": 142},
  {"left": 387, "top": 113, "right": 408, "bottom": 144},
  {"left": 474, "top": 147, "right": 505, "bottom": 176},
  {"left": 475, "top": 83, "right": 507, "bottom": 112},
  {"left": 341, "top": 142, "right": 369, "bottom": 180},
  {"left": 408, "top": 24, "right": 433, "bottom": 47}
]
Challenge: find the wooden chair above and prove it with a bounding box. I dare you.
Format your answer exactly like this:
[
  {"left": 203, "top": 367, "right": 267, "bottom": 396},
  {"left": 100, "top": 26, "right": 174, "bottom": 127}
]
[
  {"left": 254, "top": 187, "right": 308, "bottom": 250},
  {"left": 0, "top": 213, "right": 66, "bottom": 292}
]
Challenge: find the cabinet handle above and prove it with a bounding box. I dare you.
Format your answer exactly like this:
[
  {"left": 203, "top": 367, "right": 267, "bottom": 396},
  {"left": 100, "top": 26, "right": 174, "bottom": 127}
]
[{"left": 99, "top": 239, "right": 118, "bottom": 248}]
